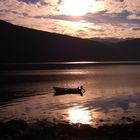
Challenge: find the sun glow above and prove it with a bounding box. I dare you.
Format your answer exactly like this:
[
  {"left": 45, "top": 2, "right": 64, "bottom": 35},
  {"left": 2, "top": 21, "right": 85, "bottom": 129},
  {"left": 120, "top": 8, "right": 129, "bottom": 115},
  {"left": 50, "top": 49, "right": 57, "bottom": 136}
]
[
  {"left": 68, "top": 107, "right": 92, "bottom": 124},
  {"left": 60, "top": 0, "right": 93, "bottom": 16}
]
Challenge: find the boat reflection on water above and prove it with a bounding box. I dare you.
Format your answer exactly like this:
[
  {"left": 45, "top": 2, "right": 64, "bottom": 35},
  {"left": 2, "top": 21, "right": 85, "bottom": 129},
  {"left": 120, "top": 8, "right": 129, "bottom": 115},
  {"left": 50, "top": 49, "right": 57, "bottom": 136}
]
[{"left": 68, "top": 106, "right": 92, "bottom": 125}]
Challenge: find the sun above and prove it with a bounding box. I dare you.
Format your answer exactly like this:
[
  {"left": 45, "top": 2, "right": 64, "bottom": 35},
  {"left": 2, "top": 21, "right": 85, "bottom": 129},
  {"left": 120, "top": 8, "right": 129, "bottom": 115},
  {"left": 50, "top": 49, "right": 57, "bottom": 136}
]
[{"left": 60, "top": 0, "right": 92, "bottom": 16}]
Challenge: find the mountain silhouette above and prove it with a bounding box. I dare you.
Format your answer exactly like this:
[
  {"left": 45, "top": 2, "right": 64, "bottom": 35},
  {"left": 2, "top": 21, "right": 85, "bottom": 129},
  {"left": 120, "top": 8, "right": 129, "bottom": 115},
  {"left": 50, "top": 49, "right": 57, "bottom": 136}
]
[{"left": 0, "top": 20, "right": 140, "bottom": 62}]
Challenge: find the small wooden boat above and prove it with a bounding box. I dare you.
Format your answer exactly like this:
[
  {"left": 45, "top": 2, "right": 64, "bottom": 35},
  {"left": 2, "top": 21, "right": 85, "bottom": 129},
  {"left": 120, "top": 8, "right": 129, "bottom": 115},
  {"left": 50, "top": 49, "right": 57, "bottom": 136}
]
[{"left": 53, "top": 86, "right": 85, "bottom": 96}]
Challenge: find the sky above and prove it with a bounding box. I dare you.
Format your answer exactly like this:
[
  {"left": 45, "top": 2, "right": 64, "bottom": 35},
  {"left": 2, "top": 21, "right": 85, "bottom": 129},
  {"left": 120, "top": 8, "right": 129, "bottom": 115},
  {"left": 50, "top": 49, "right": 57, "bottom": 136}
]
[{"left": 0, "top": 0, "right": 140, "bottom": 39}]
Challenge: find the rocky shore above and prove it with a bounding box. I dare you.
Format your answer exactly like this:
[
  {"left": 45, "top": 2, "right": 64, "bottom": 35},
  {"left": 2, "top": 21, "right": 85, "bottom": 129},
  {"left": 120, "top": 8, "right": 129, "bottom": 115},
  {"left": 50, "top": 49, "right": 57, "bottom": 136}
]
[{"left": 0, "top": 119, "right": 140, "bottom": 140}]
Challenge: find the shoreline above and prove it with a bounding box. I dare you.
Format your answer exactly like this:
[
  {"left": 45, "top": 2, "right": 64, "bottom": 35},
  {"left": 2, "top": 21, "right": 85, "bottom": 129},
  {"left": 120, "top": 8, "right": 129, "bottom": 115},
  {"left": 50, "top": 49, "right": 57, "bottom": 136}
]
[
  {"left": 1, "top": 61, "right": 140, "bottom": 71},
  {"left": 0, "top": 119, "right": 140, "bottom": 140}
]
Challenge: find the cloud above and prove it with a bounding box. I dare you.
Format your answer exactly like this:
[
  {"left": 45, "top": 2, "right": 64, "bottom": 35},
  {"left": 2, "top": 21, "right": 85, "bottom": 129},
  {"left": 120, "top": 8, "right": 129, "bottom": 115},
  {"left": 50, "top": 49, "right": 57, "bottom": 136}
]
[
  {"left": 127, "top": 14, "right": 140, "bottom": 20},
  {"left": 132, "top": 27, "right": 140, "bottom": 31},
  {"left": 19, "top": 0, "right": 40, "bottom": 4},
  {"left": 0, "top": 0, "right": 140, "bottom": 39},
  {"left": 102, "top": 0, "right": 140, "bottom": 14}
]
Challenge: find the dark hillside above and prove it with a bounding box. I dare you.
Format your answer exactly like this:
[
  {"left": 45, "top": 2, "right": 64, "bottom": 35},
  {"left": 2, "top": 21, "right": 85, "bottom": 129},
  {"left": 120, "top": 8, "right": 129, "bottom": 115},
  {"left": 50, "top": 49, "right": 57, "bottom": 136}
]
[{"left": 0, "top": 20, "right": 140, "bottom": 62}]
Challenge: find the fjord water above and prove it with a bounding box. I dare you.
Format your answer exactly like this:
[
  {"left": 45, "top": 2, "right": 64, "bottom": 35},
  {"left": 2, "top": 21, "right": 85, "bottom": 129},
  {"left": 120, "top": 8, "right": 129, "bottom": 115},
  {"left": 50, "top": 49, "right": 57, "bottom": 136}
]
[{"left": 0, "top": 62, "right": 140, "bottom": 127}]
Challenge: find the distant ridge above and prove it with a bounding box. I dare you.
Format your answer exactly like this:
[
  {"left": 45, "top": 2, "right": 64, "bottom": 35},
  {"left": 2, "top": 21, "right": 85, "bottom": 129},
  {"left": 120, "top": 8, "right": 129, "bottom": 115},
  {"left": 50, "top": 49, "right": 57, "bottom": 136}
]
[{"left": 0, "top": 20, "right": 140, "bottom": 62}]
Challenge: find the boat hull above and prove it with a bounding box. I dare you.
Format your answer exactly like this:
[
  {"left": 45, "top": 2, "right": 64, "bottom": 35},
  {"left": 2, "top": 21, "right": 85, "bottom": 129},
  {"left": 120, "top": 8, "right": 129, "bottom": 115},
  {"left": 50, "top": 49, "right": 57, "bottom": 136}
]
[{"left": 53, "top": 87, "right": 84, "bottom": 96}]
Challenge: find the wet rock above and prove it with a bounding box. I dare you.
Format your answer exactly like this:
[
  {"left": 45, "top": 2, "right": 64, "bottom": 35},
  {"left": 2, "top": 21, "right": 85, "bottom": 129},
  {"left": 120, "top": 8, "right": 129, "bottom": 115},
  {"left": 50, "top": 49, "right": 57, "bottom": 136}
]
[
  {"left": 1, "top": 119, "right": 140, "bottom": 140},
  {"left": 4, "top": 120, "right": 28, "bottom": 135},
  {"left": 0, "top": 122, "right": 4, "bottom": 134},
  {"left": 0, "top": 135, "right": 12, "bottom": 140}
]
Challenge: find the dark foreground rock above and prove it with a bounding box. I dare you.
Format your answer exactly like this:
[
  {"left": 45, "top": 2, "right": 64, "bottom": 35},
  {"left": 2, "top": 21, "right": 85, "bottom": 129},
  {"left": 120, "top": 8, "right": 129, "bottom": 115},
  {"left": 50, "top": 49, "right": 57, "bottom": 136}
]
[
  {"left": 0, "top": 119, "right": 140, "bottom": 140},
  {"left": 0, "top": 120, "right": 28, "bottom": 140}
]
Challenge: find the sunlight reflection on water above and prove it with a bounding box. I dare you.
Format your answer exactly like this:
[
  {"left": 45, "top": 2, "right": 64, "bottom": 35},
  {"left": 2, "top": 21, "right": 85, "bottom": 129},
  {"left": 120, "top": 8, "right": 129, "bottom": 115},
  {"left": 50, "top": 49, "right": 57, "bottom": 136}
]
[{"left": 68, "top": 106, "right": 92, "bottom": 125}]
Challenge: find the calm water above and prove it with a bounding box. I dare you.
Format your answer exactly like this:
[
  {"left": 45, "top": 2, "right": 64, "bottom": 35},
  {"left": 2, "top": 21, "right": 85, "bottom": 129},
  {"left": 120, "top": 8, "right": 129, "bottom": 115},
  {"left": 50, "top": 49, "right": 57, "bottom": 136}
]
[{"left": 0, "top": 62, "right": 140, "bottom": 127}]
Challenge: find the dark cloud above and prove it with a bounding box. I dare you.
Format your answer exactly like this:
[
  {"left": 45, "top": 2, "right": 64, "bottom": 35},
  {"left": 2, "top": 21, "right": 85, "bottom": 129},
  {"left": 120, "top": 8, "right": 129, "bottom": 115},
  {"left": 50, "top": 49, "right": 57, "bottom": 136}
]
[
  {"left": 115, "top": 0, "right": 124, "bottom": 2},
  {"left": 0, "top": 9, "right": 29, "bottom": 17},
  {"left": 132, "top": 27, "right": 140, "bottom": 31},
  {"left": 34, "top": 14, "right": 83, "bottom": 22},
  {"left": 18, "top": 0, "right": 39, "bottom": 4},
  {"left": 84, "top": 10, "right": 140, "bottom": 24},
  {"left": 57, "top": 0, "right": 62, "bottom": 4},
  {"left": 86, "top": 27, "right": 104, "bottom": 32}
]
